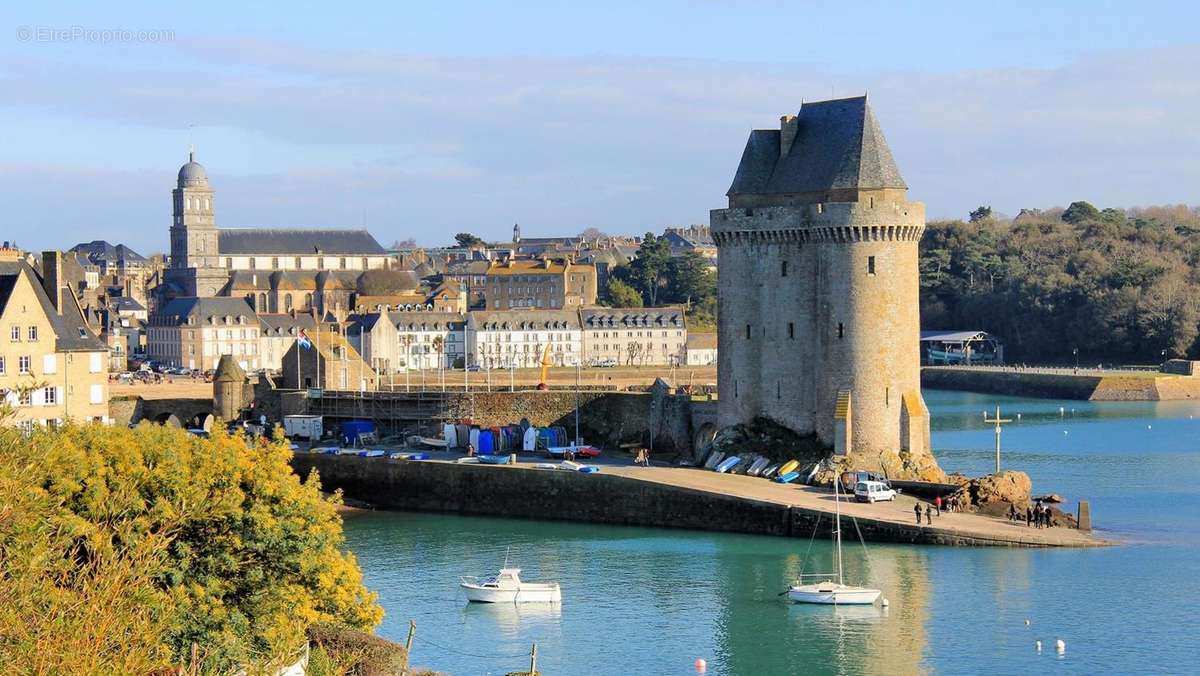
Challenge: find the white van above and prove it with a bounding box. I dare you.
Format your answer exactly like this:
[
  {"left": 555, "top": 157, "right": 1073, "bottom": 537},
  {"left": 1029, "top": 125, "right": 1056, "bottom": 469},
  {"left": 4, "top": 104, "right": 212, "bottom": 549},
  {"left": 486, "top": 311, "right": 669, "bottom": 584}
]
[{"left": 854, "top": 480, "right": 897, "bottom": 503}]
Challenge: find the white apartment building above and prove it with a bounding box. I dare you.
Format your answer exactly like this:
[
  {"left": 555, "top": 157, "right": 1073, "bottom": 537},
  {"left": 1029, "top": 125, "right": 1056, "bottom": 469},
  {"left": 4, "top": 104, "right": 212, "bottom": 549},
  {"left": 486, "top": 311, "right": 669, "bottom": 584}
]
[
  {"left": 580, "top": 307, "right": 687, "bottom": 366},
  {"left": 466, "top": 310, "right": 581, "bottom": 369}
]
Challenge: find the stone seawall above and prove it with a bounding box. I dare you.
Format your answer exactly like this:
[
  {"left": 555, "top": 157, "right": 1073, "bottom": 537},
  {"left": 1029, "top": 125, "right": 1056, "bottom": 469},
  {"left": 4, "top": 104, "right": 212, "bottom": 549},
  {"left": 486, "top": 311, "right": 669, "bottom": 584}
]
[
  {"left": 921, "top": 368, "right": 1200, "bottom": 401},
  {"left": 292, "top": 454, "right": 1064, "bottom": 547}
]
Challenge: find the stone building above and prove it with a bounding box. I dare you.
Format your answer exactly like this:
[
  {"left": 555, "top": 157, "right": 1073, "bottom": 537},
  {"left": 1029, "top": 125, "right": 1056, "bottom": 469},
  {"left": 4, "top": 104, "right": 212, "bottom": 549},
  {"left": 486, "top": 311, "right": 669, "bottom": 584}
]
[
  {"left": 481, "top": 259, "right": 597, "bottom": 310},
  {"left": 258, "top": 312, "right": 317, "bottom": 372},
  {"left": 148, "top": 297, "right": 261, "bottom": 371},
  {"left": 281, "top": 328, "right": 377, "bottom": 391},
  {"left": 579, "top": 307, "right": 687, "bottom": 366},
  {"left": 160, "top": 150, "right": 390, "bottom": 300},
  {"left": 0, "top": 252, "right": 110, "bottom": 427},
  {"left": 710, "top": 96, "right": 931, "bottom": 471}
]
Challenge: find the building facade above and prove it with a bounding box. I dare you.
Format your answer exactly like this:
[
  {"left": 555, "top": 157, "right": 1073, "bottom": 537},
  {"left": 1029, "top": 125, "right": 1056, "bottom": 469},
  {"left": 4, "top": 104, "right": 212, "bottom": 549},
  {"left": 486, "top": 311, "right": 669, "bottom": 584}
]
[
  {"left": 580, "top": 307, "right": 686, "bottom": 366},
  {"left": 711, "top": 96, "right": 929, "bottom": 461},
  {"left": 160, "top": 151, "right": 390, "bottom": 301},
  {"left": 466, "top": 310, "right": 581, "bottom": 369},
  {"left": 148, "top": 297, "right": 261, "bottom": 371},
  {"left": 0, "top": 253, "right": 110, "bottom": 427},
  {"left": 258, "top": 312, "right": 317, "bottom": 372},
  {"left": 281, "top": 328, "right": 378, "bottom": 391},
  {"left": 482, "top": 259, "right": 597, "bottom": 310}
]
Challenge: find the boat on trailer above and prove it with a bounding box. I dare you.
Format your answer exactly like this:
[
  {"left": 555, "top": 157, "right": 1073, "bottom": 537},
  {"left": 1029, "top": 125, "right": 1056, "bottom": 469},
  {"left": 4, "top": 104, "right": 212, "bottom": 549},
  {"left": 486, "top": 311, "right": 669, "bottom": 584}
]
[
  {"left": 787, "top": 470, "right": 882, "bottom": 606},
  {"left": 460, "top": 567, "right": 561, "bottom": 603}
]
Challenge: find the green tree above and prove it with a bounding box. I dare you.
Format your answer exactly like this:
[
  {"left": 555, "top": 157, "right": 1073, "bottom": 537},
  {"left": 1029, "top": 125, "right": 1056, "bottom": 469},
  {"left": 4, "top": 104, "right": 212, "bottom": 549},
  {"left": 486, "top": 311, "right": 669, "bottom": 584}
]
[
  {"left": 628, "top": 233, "right": 671, "bottom": 306},
  {"left": 665, "top": 251, "right": 715, "bottom": 307},
  {"left": 605, "top": 277, "right": 643, "bottom": 307},
  {"left": 968, "top": 205, "right": 993, "bottom": 223},
  {"left": 0, "top": 424, "right": 382, "bottom": 673},
  {"left": 1062, "top": 201, "right": 1101, "bottom": 224},
  {"left": 454, "top": 232, "right": 483, "bottom": 248}
]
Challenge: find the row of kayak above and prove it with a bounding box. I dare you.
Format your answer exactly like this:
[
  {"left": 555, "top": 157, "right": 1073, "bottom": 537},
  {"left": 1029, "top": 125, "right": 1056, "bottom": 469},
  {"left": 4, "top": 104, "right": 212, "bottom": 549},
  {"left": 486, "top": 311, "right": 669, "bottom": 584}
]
[
  {"left": 305, "top": 447, "right": 432, "bottom": 460},
  {"left": 701, "top": 450, "right": 806, "bottom": 483}
]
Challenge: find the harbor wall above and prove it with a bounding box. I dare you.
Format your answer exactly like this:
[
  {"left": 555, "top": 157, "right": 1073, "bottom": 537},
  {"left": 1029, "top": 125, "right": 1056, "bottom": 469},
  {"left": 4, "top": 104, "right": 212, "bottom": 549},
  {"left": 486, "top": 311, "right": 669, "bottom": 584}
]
[
  {"left": 921, "top": 368, "right": 1200, "bottom": 401},
  {"left": 292, "top": 454, "right": 1052, "bottom": 547}
]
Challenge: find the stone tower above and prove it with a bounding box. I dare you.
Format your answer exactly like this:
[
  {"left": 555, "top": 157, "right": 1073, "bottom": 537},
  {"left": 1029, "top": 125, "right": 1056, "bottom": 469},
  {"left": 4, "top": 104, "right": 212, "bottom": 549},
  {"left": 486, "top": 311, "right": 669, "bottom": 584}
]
[
  {"left": 166, "top": 149, "right": 226, "bottom": 297},
  {"left": 710, "top": 96, "right": 936, "bottom": 479},
  {"left": 213, "top": 354, "right": 247, "bottom": 421}
]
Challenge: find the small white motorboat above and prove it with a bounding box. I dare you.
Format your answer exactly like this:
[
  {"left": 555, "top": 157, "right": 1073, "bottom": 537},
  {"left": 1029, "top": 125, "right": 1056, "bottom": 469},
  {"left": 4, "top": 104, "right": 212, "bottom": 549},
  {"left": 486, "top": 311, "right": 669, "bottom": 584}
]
[{"left": 460, "top": 567, "right": 561, "bottom": 604}]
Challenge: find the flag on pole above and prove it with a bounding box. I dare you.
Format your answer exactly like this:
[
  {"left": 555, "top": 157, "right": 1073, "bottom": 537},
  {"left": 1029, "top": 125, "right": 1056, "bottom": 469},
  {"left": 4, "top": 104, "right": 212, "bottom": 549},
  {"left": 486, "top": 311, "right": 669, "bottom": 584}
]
[{"left": 298, "top": 329, "right": 313, "bottom": 350}]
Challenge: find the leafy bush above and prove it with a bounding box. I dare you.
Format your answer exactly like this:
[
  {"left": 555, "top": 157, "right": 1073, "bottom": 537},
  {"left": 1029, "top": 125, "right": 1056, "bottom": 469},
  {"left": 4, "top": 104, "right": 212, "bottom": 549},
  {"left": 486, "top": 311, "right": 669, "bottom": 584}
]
[{"left": 0, "top": 423, "right": 382, "bottom": 673}]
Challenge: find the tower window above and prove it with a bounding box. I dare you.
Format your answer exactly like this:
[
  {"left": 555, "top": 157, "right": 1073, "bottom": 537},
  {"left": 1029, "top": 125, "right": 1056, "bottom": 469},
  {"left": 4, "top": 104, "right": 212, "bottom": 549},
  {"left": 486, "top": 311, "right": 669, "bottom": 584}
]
[
  {"left": 788, "top": 322, "right": 794, "bottom": 339},
  {"left": 777, "top": 381, "right": 781, "bottom": 400},
  {"left": 837, "top": 323, "right": 844, "bottom": 339},
  {"left": 746, "top": 324, "right": 751, "bottom": 340},
  {"left": 868, "top": 256, "right": 876, "bottom": 275},
  {"left": 781, "top": 261, "right": 788, "bottom": 277}
]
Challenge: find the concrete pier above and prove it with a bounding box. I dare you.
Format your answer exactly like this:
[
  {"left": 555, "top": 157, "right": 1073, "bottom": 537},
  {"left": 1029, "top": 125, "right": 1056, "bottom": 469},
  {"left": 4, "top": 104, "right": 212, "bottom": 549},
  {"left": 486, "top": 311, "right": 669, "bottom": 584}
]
[{"left": 291, "top": 454, "right": 1110, "bottom": 548}]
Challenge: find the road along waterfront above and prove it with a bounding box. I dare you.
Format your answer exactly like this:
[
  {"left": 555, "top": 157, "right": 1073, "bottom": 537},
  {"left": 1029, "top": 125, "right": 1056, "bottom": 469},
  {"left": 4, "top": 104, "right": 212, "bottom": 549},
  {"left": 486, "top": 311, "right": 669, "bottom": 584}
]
[{"left": 338, "top": 390, "right": 1199, "bottom": 674}]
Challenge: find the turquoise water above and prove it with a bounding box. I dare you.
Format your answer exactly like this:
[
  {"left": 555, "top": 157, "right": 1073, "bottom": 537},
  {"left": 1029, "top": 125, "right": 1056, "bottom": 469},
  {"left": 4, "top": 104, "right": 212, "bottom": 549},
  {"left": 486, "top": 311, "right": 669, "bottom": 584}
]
[{"left": 341, "top": 390, "right": 1200, "bottom": 675}]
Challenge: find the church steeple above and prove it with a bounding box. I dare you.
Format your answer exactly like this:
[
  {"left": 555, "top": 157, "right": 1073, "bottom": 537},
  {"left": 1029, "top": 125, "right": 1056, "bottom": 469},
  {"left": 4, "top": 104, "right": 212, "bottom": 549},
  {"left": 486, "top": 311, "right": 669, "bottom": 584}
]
[
  {"left": 512, "top": 222, "right": 521, "bottom": 244},
  {"left": 170, "top": 150, "right": 218, "bottom": 271}
]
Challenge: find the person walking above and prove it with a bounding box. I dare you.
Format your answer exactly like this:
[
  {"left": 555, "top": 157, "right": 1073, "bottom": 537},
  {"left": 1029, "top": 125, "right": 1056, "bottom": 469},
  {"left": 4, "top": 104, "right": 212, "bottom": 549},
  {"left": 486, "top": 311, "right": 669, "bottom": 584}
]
[
  {"left": 466, "top": 443, "right": 475, "bottom": 458},
  {"left": 914, "top": 502, "right": 923, "bottom": 525},
  {"left": 925, "top": 504, "right": 933, "bottom": 525},
  {"left": 1026, "top": 506, "right": 1033, "bottom": 527},
  {"left": 934, "top": 495, "right": 942, "bottom": 517}
]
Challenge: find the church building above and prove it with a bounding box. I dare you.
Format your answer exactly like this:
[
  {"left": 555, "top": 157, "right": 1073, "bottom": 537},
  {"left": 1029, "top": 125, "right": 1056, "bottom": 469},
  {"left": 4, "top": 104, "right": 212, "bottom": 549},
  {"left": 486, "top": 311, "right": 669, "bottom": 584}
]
[{"left": 162, "top": 151, "right": 391, "bottom": 299}]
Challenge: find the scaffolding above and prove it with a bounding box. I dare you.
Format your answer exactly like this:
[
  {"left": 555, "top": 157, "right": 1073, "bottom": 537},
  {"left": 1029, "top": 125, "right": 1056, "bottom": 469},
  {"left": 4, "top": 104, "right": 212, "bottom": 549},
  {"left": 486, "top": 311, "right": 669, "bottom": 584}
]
[{"left": 304, "top": 389, "right": 454, "bottom": 435}]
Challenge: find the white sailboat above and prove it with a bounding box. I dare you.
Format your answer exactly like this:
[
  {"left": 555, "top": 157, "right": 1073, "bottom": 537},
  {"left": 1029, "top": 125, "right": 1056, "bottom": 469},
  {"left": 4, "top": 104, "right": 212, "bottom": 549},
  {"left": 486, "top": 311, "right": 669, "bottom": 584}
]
[{"left": 787, "top": 473, "right": 882, "bottom": 606}]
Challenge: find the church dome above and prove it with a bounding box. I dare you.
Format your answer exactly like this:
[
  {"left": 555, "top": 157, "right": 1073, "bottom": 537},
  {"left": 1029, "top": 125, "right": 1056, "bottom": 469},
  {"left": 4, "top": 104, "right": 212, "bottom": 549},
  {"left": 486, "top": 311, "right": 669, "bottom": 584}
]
[{"left": 177, "top": 151, "right": 208, "bottom": 187}]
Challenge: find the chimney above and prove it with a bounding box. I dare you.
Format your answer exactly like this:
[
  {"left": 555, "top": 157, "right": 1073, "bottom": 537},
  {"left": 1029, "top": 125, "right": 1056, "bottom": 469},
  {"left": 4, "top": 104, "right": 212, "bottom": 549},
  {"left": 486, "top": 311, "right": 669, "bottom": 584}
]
[
  {"left": 41, "top": 250, "right": 64, "bottom": 315},
  {"left": 780, "top": 114, "right": 799, "bottom": 159}
]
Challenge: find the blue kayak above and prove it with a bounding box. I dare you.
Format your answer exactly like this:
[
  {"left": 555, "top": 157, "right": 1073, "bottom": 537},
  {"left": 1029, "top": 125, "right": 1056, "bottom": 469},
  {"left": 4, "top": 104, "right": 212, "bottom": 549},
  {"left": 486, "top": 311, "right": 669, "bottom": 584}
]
[
  {"left": 716, "top": 456, "right": 741, "bottom": 473},
  {"left": 775, "top": 471, "right": 800, "bottom": 484}
]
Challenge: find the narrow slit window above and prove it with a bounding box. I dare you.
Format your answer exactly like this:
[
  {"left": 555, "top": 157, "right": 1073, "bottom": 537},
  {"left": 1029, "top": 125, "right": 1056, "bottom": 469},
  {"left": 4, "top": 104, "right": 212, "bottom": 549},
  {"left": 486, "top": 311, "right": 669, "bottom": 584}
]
[
  {"left": 837, "top": 323, "right": 844, "bottom": 340},
  {"left": 788, "top": 322, "right": 794, "bottom": 339},
  {"left": 746, "top": 324, "right": 751, "bottom": 340},
  {"left": 781, "top": 261, "right": 788, "bottom": 277},
  {"left": 868, "top": 256, "right": 876, "bottom": 275},
  {"left": 777, "top": 381, "right": 781, "bottom": 400}
]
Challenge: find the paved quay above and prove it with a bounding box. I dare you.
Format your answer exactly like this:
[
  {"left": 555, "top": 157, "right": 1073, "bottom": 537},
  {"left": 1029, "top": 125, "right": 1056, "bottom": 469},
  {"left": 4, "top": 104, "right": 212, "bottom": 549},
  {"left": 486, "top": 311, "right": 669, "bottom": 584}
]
[
  {"left": 294, "top": 447, "right": 1111, "bottom": 548},
  {"left": 604, "top": 465, "right": 1107, "bottom": 548}
]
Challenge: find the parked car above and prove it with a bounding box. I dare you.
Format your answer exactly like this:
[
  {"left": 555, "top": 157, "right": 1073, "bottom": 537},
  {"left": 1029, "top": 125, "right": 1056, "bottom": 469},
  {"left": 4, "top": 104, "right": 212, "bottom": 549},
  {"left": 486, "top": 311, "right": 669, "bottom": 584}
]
[{"left": 854, "top": 480, "right": 897, "bottom": 503}]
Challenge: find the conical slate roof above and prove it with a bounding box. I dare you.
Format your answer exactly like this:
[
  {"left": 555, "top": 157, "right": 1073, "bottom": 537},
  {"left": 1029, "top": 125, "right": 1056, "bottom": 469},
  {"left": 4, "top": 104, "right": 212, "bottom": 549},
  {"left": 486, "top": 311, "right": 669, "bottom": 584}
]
[
  {"left": 727, "top": 96, "right": 906, "bottom": 197},
  {"left": 214, "top": 354, "right": 245, "bottom": 382}
]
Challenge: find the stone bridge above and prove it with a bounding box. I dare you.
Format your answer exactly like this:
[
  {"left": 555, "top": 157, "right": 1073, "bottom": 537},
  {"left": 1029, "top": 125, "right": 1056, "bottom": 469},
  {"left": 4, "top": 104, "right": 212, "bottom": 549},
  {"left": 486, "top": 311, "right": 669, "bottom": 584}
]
[{"left": 109, "top": 396, "right": 216, "bottom": 430}]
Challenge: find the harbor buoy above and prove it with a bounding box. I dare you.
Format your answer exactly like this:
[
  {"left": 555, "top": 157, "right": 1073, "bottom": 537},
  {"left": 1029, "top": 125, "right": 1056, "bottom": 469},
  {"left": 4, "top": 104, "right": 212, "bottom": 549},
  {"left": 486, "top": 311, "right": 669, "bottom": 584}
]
[
  {"left": 1063, "top": 430, "right": 1068, "bottom": 435},
  {"left": 1025, "top": 619, "right": 1030, "bottom": 626},
  {"left": 1035, "top": 640, "right": 1042, "bottom": 651},
  {"left": 1017, "top": 413, "right": 1022, "bottom": 420},
  {"left": 694, "top": 658, "right": 707, "bottom": 672},
  {"left": 1147, "top": 425, "right": 1152, "bottom": 430},
  {"left": 1056, "top": 639, "right": 1065, "bottom": 652}
]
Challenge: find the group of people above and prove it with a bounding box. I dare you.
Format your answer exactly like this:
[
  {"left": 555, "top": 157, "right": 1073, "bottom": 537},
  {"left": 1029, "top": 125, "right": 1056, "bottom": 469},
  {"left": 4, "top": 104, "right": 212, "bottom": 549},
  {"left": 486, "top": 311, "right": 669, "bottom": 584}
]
[
  {"left": 1008, "top": 501, "right": 1056, "bottom": 528},
  {"left": 633, "top": 448, "right": 651, "bottom": 467},
  {"left": 914, "top": 496, "right": 943, "bottom": 525}
]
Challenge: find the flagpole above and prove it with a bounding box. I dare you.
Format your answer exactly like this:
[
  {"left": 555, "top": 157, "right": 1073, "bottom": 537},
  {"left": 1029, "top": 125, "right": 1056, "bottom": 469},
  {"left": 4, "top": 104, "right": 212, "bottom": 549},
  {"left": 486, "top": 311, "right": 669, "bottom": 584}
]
[{"left": 296, "top": 328, "right": 301, "bottom": 390}]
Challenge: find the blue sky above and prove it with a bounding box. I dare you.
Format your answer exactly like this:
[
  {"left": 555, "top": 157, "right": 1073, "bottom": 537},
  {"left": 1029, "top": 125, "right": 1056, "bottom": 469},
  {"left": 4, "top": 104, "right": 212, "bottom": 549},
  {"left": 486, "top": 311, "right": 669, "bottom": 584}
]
[{"left": 2, "top": 1, "right": 1199, "bottom": 252}]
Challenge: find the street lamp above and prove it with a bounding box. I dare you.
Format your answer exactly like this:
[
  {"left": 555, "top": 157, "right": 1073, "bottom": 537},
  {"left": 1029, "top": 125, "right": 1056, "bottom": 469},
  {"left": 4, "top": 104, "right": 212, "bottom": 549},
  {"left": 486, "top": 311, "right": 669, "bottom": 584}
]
[{"left": 1073, "top": 347, "right": 1079, "bottom": 372}]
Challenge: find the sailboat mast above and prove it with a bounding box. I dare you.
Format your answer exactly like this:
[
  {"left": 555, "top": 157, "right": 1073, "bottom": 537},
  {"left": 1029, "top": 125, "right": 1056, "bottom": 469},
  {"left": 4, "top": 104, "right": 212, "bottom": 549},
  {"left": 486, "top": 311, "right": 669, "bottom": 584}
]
[{"left": 834, "top": 471, "right": 844, "bottom": 585}]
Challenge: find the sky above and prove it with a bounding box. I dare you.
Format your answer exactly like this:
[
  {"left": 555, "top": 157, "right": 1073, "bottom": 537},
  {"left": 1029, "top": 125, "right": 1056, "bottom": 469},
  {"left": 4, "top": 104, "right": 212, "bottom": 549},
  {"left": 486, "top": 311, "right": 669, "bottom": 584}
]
[{"left": 2, "top": 1, "right": 1199, "bottom": 253}]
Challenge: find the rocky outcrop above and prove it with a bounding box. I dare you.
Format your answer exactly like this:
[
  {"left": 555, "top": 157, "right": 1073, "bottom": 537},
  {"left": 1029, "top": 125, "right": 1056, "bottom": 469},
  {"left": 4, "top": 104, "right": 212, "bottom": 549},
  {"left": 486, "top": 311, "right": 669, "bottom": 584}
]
[{"left": 947, "top": 471, "right": 1031, "bottom": 516}]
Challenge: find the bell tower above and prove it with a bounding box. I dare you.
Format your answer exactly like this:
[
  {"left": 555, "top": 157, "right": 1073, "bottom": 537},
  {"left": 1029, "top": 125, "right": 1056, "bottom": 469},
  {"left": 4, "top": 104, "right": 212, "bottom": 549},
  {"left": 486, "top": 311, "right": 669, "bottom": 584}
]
[{"left": 165, "top": 148, "right": 227, "bottom": 297}]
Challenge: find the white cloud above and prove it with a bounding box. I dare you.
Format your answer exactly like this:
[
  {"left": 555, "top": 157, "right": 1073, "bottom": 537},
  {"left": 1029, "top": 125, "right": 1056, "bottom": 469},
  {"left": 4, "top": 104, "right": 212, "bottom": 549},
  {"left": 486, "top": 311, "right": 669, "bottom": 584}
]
[{"left": 2, "top": 41, "right": 1198, "bottom": 251}]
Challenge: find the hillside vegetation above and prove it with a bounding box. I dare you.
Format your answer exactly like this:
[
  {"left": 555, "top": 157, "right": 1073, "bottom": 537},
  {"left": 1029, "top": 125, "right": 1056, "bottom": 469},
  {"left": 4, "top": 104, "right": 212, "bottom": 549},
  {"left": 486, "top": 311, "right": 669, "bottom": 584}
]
[{"left": 920, "top": 203, "right": 1200, "bottom": 363}]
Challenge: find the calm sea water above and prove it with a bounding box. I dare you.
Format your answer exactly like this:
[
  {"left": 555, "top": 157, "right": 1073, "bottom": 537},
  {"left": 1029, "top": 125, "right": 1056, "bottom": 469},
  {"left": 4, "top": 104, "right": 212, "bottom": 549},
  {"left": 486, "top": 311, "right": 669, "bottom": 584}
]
[{"left": 341, "top": 390, "right": 1200, "bottom": 675}]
